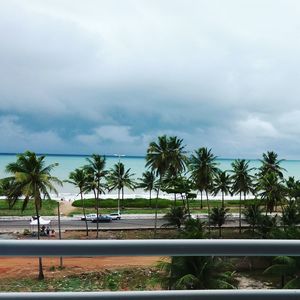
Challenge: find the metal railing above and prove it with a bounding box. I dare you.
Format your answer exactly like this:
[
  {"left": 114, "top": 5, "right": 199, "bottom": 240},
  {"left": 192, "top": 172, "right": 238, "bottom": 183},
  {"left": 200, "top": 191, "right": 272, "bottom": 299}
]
[{"left": 0, "top": 239, "right": 300, "bottom": 299}]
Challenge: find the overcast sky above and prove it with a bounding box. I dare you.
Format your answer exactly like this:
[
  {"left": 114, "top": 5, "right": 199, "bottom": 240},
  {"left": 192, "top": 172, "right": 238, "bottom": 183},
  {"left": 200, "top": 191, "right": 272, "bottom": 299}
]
[{"left": 1, "top": 0, "right": 300, "bottom": 158}]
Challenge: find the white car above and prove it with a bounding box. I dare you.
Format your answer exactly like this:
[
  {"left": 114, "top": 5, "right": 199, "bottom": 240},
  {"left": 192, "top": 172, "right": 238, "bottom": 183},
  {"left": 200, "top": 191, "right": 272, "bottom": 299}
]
[
  {"left": 109, "top": 213, "right": 121, "bottom": 220},
  {"left": 81, "top": 213, "right": 97, "bottom": 221}
]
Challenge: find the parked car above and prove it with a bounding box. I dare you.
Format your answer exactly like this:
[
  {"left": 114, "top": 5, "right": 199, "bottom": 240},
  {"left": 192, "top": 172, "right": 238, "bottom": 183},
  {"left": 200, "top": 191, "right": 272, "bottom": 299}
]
[
  {"left": 81, "top": 213, "right": 97, "bottom": 221},
  {"left": 92, "top": 215, "right": 112, "bottom": 223},
  {"left": 109, "top": 213, "right": 121, "bottom": 220}
]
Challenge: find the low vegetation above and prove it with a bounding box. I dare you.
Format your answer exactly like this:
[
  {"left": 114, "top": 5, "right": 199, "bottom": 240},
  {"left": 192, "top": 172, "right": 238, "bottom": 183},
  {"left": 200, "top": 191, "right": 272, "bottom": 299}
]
[
  {"left": 0, "top": 199, "right": 57, "bottom": 216},
  {"left": 0, "top": 268, "right": 160, "bottom": 292}
]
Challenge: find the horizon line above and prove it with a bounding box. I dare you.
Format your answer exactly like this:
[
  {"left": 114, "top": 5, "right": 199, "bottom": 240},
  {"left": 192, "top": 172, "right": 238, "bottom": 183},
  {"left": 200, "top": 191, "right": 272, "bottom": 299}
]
[{"left": 0, "top": 152, "right": 298, "bottom": 161}]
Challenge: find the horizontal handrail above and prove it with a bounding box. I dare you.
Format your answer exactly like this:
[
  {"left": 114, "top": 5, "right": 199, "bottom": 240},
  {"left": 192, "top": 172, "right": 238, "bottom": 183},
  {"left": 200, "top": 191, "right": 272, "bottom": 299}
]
[
  {"left": 0, "top": 290, "right": 300, "bottom": 299},
  {"left": 1, "top": 240, "right": 300, "bottom": 299},
  {"left": 0, "top": 239, "right": 300, "bottom": 256}
]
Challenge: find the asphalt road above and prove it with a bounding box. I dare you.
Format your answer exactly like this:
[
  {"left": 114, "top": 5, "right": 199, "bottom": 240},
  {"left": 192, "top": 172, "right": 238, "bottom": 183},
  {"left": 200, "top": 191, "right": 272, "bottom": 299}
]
[
  {"left": 0, "top": 218, "right": 167, "bottom": 232},
  {"left": 0, "top": 218, "right": 244, "bottom": 232}
]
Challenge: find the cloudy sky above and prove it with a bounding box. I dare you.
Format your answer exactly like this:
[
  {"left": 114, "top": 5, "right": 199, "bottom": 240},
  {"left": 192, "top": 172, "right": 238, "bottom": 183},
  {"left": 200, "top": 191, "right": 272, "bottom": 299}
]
[{"left": 1, "top": 0, "right": 300, "bottom": 158}]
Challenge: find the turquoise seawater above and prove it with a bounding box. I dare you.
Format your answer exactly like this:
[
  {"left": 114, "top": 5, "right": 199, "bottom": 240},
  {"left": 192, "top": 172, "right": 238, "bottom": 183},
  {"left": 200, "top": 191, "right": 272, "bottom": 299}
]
[{"left": 1, "top": 154, "right": 300, "bottom": 194}]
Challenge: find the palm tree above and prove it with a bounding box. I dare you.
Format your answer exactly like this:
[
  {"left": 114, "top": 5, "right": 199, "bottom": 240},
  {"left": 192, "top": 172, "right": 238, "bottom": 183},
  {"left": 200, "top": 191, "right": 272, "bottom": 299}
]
[
  {"left": 285, "top": 176, "right": 300, "bottom": 201},
  {"left": 84, "top": 154, "right": 107, "bottom": 239},
  {"left": 158, "top": 256, "right": 235, "bottom": 290},
  {"left": 212, "top": 171, "right": 232, "bottom": 208},
  {"left": 0, "top": 177, "right": 22, "bottom": 209},
  {"left": 259, "top": 151, "right": 285, "bottom": 178},
  {"left": 281, "top": 200, "right": 300, "bottom": 228},
  {"left": 180, "top": 218, "right": 207, "bottom": 239},
  {"left": 163, "top": 206, "right": 187, "bottom": 229},
  {"left": 66, "top": 168, "right": 89, "bottom": 236},
  {"left": 257, "top": 171, "right": 286, "bottom": 214},
  {"left": 209, "top": 206, "right": 230, "bottom": 238},
  {"left": 167, "top": 136, "right": 188, "bottom": 177},
  {"left": 5, "top": 151, "right": 61, "bottom": 280},
  {"left": 137, "top": 171, "right": 157, "bottom": 207},
  {"left": 106, "top": 162, "right": 135, "bottom": 213},
  {"left": 146, "top": 135, "right": 187, "bottom": 235},
  {"left": 256, "top": 214, "right": 277, "bottom": 238},
  {"left": 231, "top": 159, "right": 254, "bottom": 234},
  {"left": 264, "top": 256, "right": 300, "bottom": 288},
  {"left": 189, "top": 147, "right": 220, "bottom": 231},
  {"left": 243, "top": 203, "right": 263, "bottom": 236}
]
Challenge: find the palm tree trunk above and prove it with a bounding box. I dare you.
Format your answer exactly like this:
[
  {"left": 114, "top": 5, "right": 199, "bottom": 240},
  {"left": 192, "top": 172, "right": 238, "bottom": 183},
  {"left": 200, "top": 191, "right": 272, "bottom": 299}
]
[
  {"left": 222, "top": 191, "right": 224, "bottom": 208},
  {"left": 121, "top": 187, "right": 124, "bottom": 210},
  {"left": 186, "top": 195, "right": 191, "bottom": 217},
  {"left": 35, "top": 203, "right": 44, "bottom": 280},
  {"left": 94, "top": 189, "right": 99, "bottom": 239},
  {"left": 81, "top": 191, "right": 89, "bottom": 236},
  {"left": 117, "top": 189, "right": 120, "bottom": 213},
  {"left": 154, "top": 182, "right": 161, "bottom": 238},
  {"left": 239, "top": 192, "right": 242, "bottom": 234},
  {"left": 57, "top": 202, "right": 63, "bottom": 269},
  {"left": 205, "top": 190, "right": 211, "bottom": 234},
  {"left": 149, "top": 189, "right": 152, "bottom": 207},
  {"left": 219, "top": 226, "right": 222, "bottom": 238},
  {"left": 200, "top": 190, "right": 203, "bottom": 209},
  {"left": 180, "top": 193, "right": 185, "bottom": 208}
]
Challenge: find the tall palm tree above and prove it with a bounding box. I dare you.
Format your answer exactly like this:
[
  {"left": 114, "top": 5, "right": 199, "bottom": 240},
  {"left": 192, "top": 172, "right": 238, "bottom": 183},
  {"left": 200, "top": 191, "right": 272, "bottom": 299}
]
[
  {"left": 259, "top": 151, "right": 285, "bottom": 178},
  {"left": 212, "top": 171, "right": 232, "bottom": 208},
  {"left": 257, "top": 171, "right": 286, "bottom": 214},
  {"left": 106, "top": 162, "right": 135, "bottom": 213},
  {"left": 189, "top": 147, "right": 220, "bottom": 231},
  {"left": 137, "top": 171, "right": 157, "bottom": 207},
  {"left": 66, "top": 168, "right": 89, "bottom": 236},
  {"left": 231, "top": 159, "right": 255, "bottom": 234},
  {"left": 5, "top": 151, "right": 61, "bottom": 280},
  {"left": 167, "top": 136, "right": 188, "bottom": 177},
  {"left": 146, "top": 135, "right": 187, "bottom": 235},
  {"left": 84, "top": 154, "right": 107, "bottom": 239}
]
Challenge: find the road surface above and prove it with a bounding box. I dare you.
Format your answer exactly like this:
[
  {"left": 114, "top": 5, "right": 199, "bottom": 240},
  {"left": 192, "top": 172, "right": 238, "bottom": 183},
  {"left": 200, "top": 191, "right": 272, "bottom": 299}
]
[
  {"left": 0, "top": 217, "right": 244, "bottom": 232},
  {"left": 0, "top": 218, "right": 167, "bottom": 232}
]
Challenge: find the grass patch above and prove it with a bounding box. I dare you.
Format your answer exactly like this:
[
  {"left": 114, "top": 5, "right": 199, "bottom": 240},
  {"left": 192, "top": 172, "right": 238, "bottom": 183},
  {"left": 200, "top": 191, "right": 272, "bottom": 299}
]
[
  {"left": 0, "top": 199, "right": 58, "bottom": 216},
  {"left": 72, "top": 198, "right": 175, "bottom": 209},
  {"left": 0, "top": 268, "right": 160, "bottom": 292},
  {"left": 72, "top": 198, "right": 257, "bottom": 210},
  {"left": 70, "top": 199, "right": 245, "bottom": 216}
]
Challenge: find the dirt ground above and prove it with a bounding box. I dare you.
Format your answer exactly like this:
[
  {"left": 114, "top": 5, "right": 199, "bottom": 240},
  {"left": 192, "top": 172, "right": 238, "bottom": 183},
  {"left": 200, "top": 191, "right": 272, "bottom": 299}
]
[
  {"left": 59, "top": 200, "right": 76, "bottom": 216},
  {"left": 0, "top": 229, "right": 165, "bottom": 280},
  {"left": 0, "top": 256, "right": 161, "bottom": 279}
]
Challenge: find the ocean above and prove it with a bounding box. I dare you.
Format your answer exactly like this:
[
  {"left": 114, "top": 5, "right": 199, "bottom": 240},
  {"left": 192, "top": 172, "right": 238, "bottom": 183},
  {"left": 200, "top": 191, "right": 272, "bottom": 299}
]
[{"left": 1, "top": 154, "right": 300, "bottom": 199}]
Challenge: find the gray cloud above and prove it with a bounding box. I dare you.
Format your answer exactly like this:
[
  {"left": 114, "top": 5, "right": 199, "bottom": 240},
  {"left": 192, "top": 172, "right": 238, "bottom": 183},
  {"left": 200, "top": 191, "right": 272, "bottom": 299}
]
[{"left": 1, "top": 0, "right": 300, "bottom": 158}]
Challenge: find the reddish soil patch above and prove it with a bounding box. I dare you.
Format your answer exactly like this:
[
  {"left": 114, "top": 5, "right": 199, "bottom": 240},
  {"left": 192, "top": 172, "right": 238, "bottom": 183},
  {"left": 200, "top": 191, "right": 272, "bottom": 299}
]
[
  {"left": 0, "top": 256, "right": 161, "bottom": 279},
  {"left": 1, "top": 230, "right": 170, "bottom": 280}
]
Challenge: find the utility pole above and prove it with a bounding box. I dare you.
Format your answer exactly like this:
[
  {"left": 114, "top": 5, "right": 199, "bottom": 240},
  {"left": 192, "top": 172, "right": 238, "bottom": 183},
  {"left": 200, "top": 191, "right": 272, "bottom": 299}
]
[{"left": 57, "top": 201, "right": 63, "bottom": 269}]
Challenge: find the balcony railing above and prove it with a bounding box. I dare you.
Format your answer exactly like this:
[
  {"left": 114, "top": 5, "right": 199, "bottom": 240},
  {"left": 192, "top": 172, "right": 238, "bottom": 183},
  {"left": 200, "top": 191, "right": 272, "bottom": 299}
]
[{"left": 0, "top": 239, "right": 300, "bottom": 299}]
